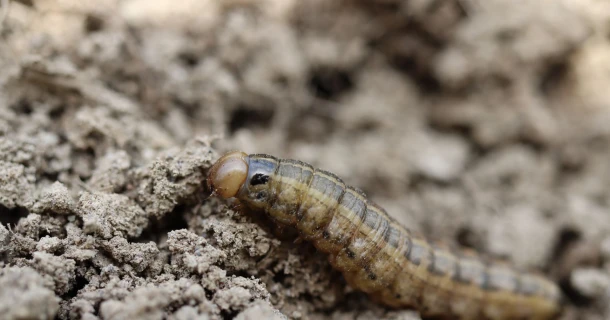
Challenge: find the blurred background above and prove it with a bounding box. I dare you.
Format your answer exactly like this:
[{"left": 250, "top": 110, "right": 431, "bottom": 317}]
[{"left": 1, "top": 0, "right": 610, "bottom": 319}]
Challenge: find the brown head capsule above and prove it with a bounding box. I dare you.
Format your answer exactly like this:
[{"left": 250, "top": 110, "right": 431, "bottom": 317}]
[{"left": 207, "top": 151, "right": 249, "bottom": 198}]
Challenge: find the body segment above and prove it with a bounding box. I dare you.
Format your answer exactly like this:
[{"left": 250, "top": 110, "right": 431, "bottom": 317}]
[{"left": 207, "top": 151, "right": 562, "bottom": 319}]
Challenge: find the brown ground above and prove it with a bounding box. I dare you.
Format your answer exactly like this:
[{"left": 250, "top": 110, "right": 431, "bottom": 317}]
[{"left": 1, "top": 0, "right": 609, "bottom": 319}]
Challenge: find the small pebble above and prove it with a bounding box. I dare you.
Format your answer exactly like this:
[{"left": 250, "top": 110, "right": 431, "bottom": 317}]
[{"left": 570, "top": 267, "right": 610, "bottom": 299}]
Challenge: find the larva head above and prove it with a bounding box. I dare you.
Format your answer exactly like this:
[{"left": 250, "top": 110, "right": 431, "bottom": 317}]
[
  {"left": 207, "top": 151, "right": 249, "bottom": 198},
  {"left": 208, "top": 152, "right": 278, "bottom": 210}
]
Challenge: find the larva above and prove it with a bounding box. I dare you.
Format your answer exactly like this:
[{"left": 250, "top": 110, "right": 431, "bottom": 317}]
[{"left": 207, "top": 151, "right": 562, "bottom": 320}]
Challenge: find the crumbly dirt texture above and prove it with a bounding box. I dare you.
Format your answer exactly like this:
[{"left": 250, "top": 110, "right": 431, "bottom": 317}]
[{"left": 0, "top": 0, "right": 609, "bottom": 319}]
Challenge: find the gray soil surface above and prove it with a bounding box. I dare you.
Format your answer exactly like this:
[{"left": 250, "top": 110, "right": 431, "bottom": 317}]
[{"left": 0, "top": 0, "right": 609, "bottom": 319}]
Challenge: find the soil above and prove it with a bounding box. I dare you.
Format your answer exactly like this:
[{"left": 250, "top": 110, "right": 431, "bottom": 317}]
[{"left": 0, "top": 0, "right": 609, "bottom": 319}]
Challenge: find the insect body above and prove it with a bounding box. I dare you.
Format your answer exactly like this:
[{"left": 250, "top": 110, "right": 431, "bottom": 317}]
[{"left": 207, "top": 151, "right": 561, "bottom": 319}]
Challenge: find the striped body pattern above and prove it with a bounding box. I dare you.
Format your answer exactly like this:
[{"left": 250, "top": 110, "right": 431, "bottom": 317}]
[{"left": 207, "top": 151, "right": 561, "bottom": 319}]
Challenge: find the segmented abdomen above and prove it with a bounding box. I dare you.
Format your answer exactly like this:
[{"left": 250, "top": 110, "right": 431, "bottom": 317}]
[{"left": 233, "top": 154, "right": 561, "bottom": 319}]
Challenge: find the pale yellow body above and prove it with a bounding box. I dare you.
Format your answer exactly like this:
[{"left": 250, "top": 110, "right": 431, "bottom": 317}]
[{"left": 208, "top": 152, "right": 562, "bottom": 319}]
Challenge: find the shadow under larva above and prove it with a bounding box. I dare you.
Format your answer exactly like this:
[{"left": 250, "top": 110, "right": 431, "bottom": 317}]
[{"left": 207, "top": 151, "right": 562, "bottom": 320}]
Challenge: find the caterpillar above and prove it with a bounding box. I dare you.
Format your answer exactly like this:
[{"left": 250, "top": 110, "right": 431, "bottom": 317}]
[{"left": 207, "top": 151, "right": 562, "bottom": 320}]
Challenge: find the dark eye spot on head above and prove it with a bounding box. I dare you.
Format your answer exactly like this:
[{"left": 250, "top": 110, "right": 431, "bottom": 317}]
[
  {"left": 251, "top": 173, "right": 270, "bottom": 186},
  {"left": 322, "top": 230, "right": 330, "bottom": 239},
  {"left": 256, "top": 191, "right": 267, "bottom": 200},
  {"left": 346, "top": 249, "right": 355, "bottom": 259},
  {"left": 368, "top": 273, "right": 377, "bottom": 280}
]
